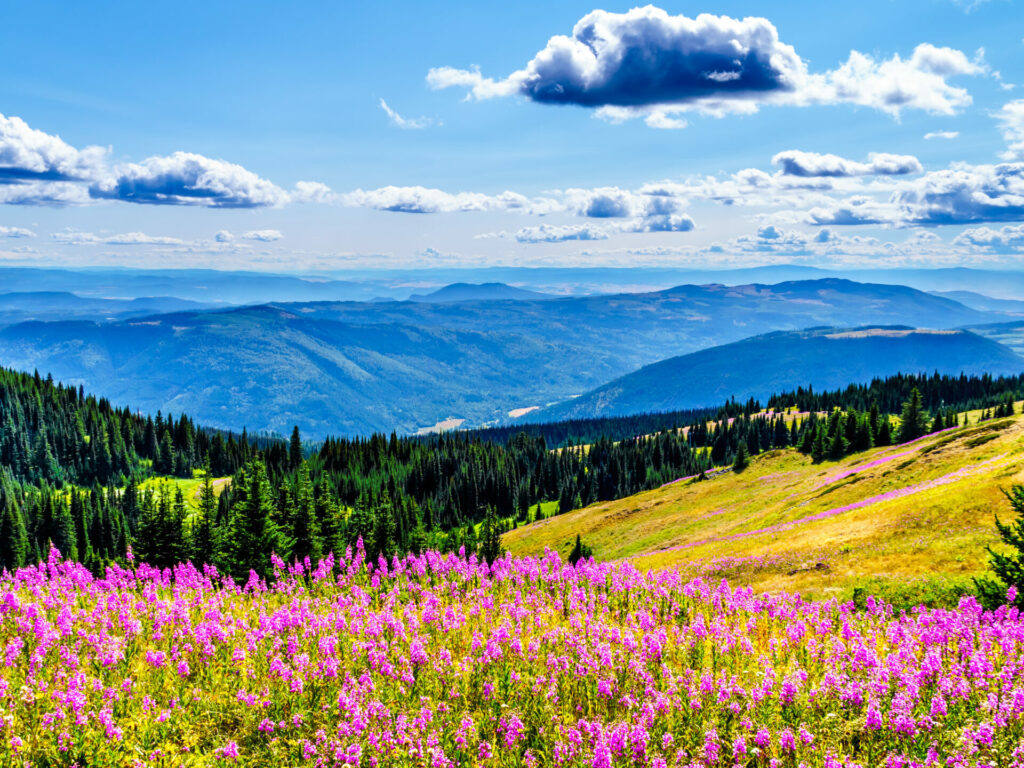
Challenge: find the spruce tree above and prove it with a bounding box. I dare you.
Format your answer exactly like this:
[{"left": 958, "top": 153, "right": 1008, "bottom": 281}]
[
  {"left": 478, "top": 505, "right": 503, "bottom": 565},
  {"left": 226, "top": 459, "right": 289, "bottom": 581},
  {"left": 732, "top": 440, "right": 749, "bottom": 472},
  {"left": 289, "top": 426, "right": 303, "bottom": 469},
  {"left": 896, "top": 388, "right": 930, "bottom": 443},
  {"left": 191, "top": 471, "right": 218, "bottom": 567},
  {"left": 291, "top": 463, "right": 322, "bottom": 565},
  {"left": 0, "top": 506, "right": 29, "bottom": 571},
  {"left": 977, "top": 485, "right": 1024, "bottom": 609}
]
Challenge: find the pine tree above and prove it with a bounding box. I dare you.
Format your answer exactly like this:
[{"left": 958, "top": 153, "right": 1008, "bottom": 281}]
[
  {"left": 191, "top": 471, "right": 218, "bottom": 567},
  {"left": 478, "top": 505, "right": 503, "bottom": 565},
  {"left": 291, "top": 463, "right": 322, "bottom": 565},
  {"left": 289, "top": 426, "right": 303, "bottom": 469},
  {"left": 896, "top": 388, "right": 930, "bottom": 443},
  {"left": 567, "top": 533, "right": 593, "bottom": 565},
  {"left": 0, "top": 505, "right": 29, "bottom": 571},
  {"left": 827, "top": 427, "right": 848, "bottom": 460},
  {"left": 226, "top": 459, "right": 289, "bottom": 581},
  {"left": 977, "top": 485, "right": 1024, "bottom": 609},
  {"left": 732, "top": 440, "right": 749, "bottom": 472},
  {"left": 811, "top": 424, "right": 827, "bottom": 463}
]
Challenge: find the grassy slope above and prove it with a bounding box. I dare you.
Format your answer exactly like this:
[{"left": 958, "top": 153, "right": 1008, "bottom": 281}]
[{"left": 503, "top": 408, "right": 1024, "bottom": 599}]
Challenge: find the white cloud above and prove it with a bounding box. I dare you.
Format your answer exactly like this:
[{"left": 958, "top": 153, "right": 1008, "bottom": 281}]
[
  {"left": 89, "top": 151, "right": 290, "bottom": 208},
  {"left": 341, "top": 185, "right": 555, "bottom": 214},
  {"left": 291, "top": 180, "right": 336, "bottom": 204},
  {"left": 52, "top": 230, "right": 187, "bottom": 246},
  {"left": 214, "top": 230, "right": 234, "bottom": 243},
  {"left": 429, "top": 8, "right": 987, "bottom": 126},
  {"left": 996, "top": 100, "right": 1024, "bottom": 161},
  {"left": 954, "top": 224, "right": 1024, "bottom": 251},
  {"left": 242, "top": 229, "right": 282, "bottom": 242},
  {"left": 0, "top": 113, "right": 107, "bottom": 182},
  {"left": 379, "top": 98, "right": 437, "bottom": 129},
  {"left": 0, "top": 225, "right": 34, "bottom": 238},
  {"left": 924, "top": 130, "right": 959, "bottom": 140},
  {"left": 509, "top": 223, "right": 610, "bottom": 243},
  {"left": 772, "top": 150, "right": 922, "bottom": 177}
]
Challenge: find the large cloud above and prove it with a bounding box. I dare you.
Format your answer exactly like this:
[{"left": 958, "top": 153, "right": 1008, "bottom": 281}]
[
  {"left": 772, "top": 150, "right": 922, "bottom": 177},
  {"left": 954, "top": 224, "right": 1024, "bottom": 251},
  {"left": 893, "top": 163, "right": 1024, "bottom": 224},
  {"left": 997, "top": 100, "right": 1024, "bottom": 161},
  {"left": 89, "top": 152, "right": 290, "bottom": 208},
  {"left": 0, "top": 113, "right": 106, "bottom": 183},
  {"left": 429, "top": 7, "right": 985, "bottom": 125}
]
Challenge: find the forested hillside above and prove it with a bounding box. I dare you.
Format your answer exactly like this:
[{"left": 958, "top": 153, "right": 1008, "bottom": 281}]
[{"left": 4, "top": 365, "right": 1024, "bottom": 581}]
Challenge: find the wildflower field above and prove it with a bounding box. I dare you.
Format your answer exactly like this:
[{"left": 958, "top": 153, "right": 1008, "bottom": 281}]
[{"left": 4, "top": 546, "right": 1024, "bottom": 767}]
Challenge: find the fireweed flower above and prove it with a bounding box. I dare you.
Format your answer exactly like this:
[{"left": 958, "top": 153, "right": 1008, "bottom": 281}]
[{"left": 3, "top": 548, "right": 1024, "bottom": 765}]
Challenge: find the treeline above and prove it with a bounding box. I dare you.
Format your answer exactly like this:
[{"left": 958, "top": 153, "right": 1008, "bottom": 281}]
[
  {"left": 0, "top": 366, "right": 1016, "bottom": 577},
  {"left": 0, "top": 367, "right": 262, "bottom": 486},
  {"left": 766, "top": 371, "right": 1024, "bottom": 416}
]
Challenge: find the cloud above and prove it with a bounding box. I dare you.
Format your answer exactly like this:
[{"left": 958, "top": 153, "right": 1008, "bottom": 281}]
[
  {"left": 0, "top": 113, "right": 107, "bottom": 183},
  {"left": 341, "top": 185, "right": 552, "bottom": 214},
  {"left": 772, "top": 150, "right": 922, "bottom": 177},
  {"left": 379, "top": 99, "right": 437, "bottom": 129},
  {"left": 291, "top": 180, "right": 336, "bottom": 204},
  {"left": 214, "top": 230, "right": 234, "bottom": 243},
  {"left": 924, "top": 130, "right": 959, "bottom": 140},
  {"left": 894, "top": 162, "right": 1024, "bottom": 224},
  {"left": 0, "top": 225, "right": 34, "bottom": 238},
  {"left": 429, "top": 8, "right": 805, "bottom": 112},
  {"left": 52, "top": 230, "right": 187, "bottom": 246},
  {"left": 512, "top": 223, "right": 610, "bottom": 243},
  {"left": 996, "top": 100, "right": 1024, "bottom": 161},
  {"left": 241, "top": 229, "right": 282, "bottom": 242},
  {"left": 89, "top": 151, "right": 290, "bottom": 208},
  {"left": 953, "top": 223, "right": 1024, "bottom": 251},
  {"left": 429, "top": 8, "right": 985, "bottom": 126}
]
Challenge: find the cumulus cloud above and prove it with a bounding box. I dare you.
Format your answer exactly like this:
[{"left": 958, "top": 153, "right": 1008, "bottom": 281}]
[
  {"left": 893, "top": 163, "right": 1024, "bottom": 224},
  {"left": 291, "top": 180, "right": 337, "bottom": 204},
  {"left": 52, "top": 230, "right": 187, "bottom": 246},
  {"left": 924, "top": 130, "right": 959, "bottom": 140},
  {"left": 214, "top": 230, "right": 234, "bottom": 243},
  {"left": 241, "top": 229, "right": 282, "bottom": 242},
  {"left": 953, "top": 223, "right": 1024, "bottom": 251},
  {"left": 341, "top": 185, "right": 553, "bottom": 214},
  {"left": 0, "top": 225, "right": 34, "bottom": 238},
  {"left": 512, "top": 223, "right": 610, "bottom": 243},
  {"left": 772, "top": 150, "right": 922, "bottom": 177},
  {"left": 429, "top": 8, "right": 986, "bottom": 126},
  {"left": 0, "top": 113, "right": 107, "bottom": 183},
  {"left": 429, "top": 8, "right": 805, "bottom": 115},
  {"left": 997, "top": 100, "right": 1024, "bottom": 161},
  {"left": 379, "top": 99, "right": 437, "bottom": 129},
  {"left": 89, "top": 151, "right": 290, "bottom": 208}
]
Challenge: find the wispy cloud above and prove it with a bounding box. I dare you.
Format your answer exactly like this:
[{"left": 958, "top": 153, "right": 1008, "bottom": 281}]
[{"left": 379, "top": 98, "right": 438, "bottom": 130}]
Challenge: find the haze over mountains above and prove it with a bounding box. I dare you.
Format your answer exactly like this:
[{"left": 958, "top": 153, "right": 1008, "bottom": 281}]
[
  {"left": 0, "top": 274, "right": 1017, "bottom": 437},
  {"left": 536, "top": 327, "right": 1024, "bottom": 421}
]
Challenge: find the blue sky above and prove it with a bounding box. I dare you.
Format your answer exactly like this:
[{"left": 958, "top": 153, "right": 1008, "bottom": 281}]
[{"left": 1, "top": 0, "right": 1023, "bottom": 271}]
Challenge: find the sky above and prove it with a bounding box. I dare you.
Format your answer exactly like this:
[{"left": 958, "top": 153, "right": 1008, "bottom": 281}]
[{"left": 0, "top": 0, "right": 1023, "bottom": 272}]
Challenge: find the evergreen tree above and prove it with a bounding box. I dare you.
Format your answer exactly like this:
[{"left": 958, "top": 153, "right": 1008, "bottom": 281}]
[
  {"left": 225, "top": 459, "right": 289, "bottom": 580},
  {"left": 291, "top": 463, "right": 322, "bottom": 565},
  {"left": 732, "top": 440, "right": 749, "bottom": 472},
  {"left": 478, "top": 505, "right": 503, "bottom": 565},
  {"left": 191, "top": 471, "right": 218, "bottom": 567},
  {"left": 811, "top": 424, "right": 827, "bottom": 463},
  {"left": 0, "top": 506, "right": 29, "bottom": 571},
  {"left": 896, "top": 388, "right": 930, "bottom": 443},
  {"left": 289, "top": 426, "right": 303, "bottom": 469},
  {"left": 977, "top": 485, "right": 1024, "bottom": 609},
  {"left": 567, "top": 533, "right": 593, "bottom": 565}
]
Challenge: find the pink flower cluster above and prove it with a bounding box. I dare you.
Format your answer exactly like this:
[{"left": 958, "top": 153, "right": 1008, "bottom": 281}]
[{"left": 2, "top": 545, "right": 1024, "bottom": 766}]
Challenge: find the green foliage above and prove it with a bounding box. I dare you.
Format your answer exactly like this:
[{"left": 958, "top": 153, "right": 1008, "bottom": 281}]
[
  {"left": 977, "top": 484, "right": 1024, "bottom": 610},
  {"left": 850, "top": 576, "right": 979, "bottom": 612},
  {"left": 567, "top": 534, "right": 593, "bottom": 565},
  {"left": 897, "top": 388, "right": 930, "bottom": 443}
]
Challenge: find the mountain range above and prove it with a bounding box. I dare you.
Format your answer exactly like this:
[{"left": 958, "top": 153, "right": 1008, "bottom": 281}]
[
  {"left": 534, "top": 326, "right": 1024, "bottom": 421},
  {"left": 0, "top": 278, "right": 1008, "bottom": 437}
]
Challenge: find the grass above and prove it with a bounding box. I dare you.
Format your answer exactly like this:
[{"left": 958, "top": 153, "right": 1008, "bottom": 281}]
[
  {"left": 138, "top": 470, "right": 231, "bottom": 513},
  {"left": 503, "top": 405, "right": 1024, "bottom": 600}
]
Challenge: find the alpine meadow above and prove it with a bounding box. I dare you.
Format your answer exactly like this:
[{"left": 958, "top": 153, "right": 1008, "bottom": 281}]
[{"left": 5, "top": 2, "right": 1024, "bottom": 766}]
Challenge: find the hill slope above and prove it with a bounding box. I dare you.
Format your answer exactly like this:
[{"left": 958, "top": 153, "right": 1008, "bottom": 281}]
[
  {"left": 409, "top": 282, "right": 553, "bottom": 302},
  {"left": 503, "top": 411, "right": 1024, "bottom": 598},
  {"left": 0, "top": 279, "right": 995, "bottom": 436},
  {"left": 538, "top": 326, "right": 1024, "bottom": 420}
]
